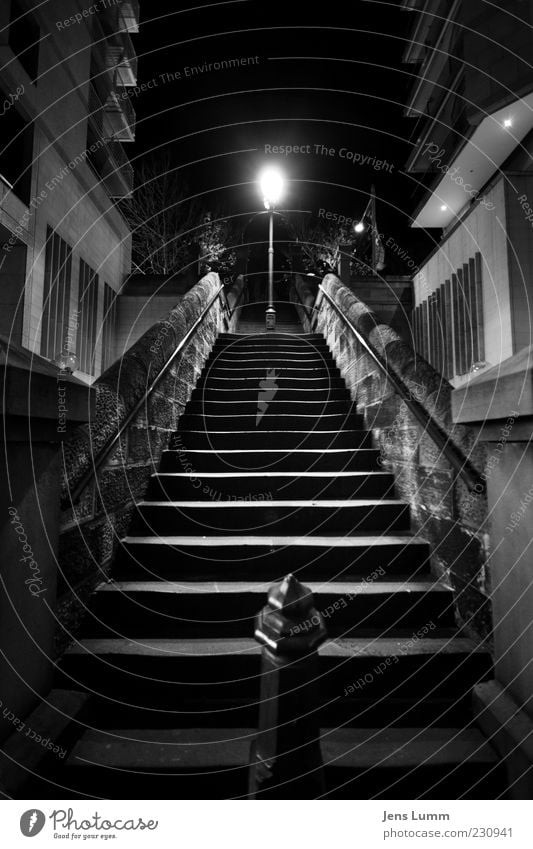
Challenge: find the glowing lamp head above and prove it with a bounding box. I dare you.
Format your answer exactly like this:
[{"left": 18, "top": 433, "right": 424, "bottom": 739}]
[
  {"left": 503, "top": 118, "right": 513, "bottom": 128},
  {"left": 259, "top": 167, "right": 285, "bottom": 208},
  {"left": 354, "top": 221, "right": 365, "bottom": 233}
]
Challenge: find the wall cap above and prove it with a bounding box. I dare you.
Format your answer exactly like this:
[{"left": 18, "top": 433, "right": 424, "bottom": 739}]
[
  {"left": 0, "top": 334, "right": 94, "bottom": 425},
  {"left": 451, "top": 344, "right": 533, "bottom": 425}
]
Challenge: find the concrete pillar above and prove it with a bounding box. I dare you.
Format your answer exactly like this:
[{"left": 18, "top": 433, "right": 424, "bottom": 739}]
[
  {"left": 452, "top": 344, "right": 533, "bottom": 797},
  {"left": 0, "top": 336, "right": 93, "bottom": 744},
  {"left": 0, "top": 238, "right": 27, "bottom": 345}
]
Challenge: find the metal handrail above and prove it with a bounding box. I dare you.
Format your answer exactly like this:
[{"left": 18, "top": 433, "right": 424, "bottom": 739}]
[
  {"left": 69, "top": 283, "right": 226, "bottom": 504},
  {"left": 316, "top": 285, "right": 485, "bottom": 493}
]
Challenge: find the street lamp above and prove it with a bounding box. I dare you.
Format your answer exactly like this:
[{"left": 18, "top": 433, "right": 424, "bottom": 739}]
[{"left": 259, "top": 167, "right": 285, "bottom": 330}]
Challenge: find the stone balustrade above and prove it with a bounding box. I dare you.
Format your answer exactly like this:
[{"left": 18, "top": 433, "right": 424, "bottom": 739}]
[
  {"left": 295, "top": 273, "right": 490, "bottom": 641},
  {"left": 57, "top": 271, "right": 242, "bottom": 650}
]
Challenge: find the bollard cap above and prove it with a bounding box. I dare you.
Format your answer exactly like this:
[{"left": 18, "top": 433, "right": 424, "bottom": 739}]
[{"left": 254, "top": 574, "right": 328, "bottom": 655}]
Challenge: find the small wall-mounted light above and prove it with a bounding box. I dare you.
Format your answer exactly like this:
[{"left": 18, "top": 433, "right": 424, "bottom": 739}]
[
  {"left": 354, "top": 221, "right": 365, "bottom": 233},
  {"left": 54, "top": 351, "right": 79, "bottom": 374},
  {"left": 440, "top": 204, "right": 448, "bottom": 212},
  {"left": 503, "top": 118, "right": 513, "bottom": 128}
]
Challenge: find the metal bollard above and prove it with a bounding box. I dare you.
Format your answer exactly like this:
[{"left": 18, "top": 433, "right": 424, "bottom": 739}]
[{"left": 248, "top": 573, "right": 328, "bottom": 799}]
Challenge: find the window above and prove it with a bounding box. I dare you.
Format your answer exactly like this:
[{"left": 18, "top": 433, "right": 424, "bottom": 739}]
[
  {"left": 9, "top": 0, "right": 40, "bottom": 83},
  {"left": 40, "top": 227, "right": 72, "bottom": 361},
  {"left": 101, "top": 282, "right": 117, "bottom": 371},
  {"left": 413, "top": 252, "right": 485, "bottom": 379},
  {"left": 77, "top": 259, "right": 99, "bottom": 376},
  {"left": 0, "top": 86, "right": 33, "bottom": 203}
]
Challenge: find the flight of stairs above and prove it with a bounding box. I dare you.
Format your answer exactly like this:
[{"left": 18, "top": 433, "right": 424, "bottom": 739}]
[{"left": 36, "top": 302, "right": 504, "bottom": 799}]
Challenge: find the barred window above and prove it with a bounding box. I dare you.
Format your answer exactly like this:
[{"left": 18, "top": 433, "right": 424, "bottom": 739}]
[
  {"left": 101, "top": 282, "right": 117, "bottom": 372},
  {"left": 40, "top": 226, "right": 72, "bottom": 361},
  {"left": 414, "top": 252, "right": 484, "bottom": 379},
  {"left": 77, "top": 259, "right": 99, "bottom": 376}
]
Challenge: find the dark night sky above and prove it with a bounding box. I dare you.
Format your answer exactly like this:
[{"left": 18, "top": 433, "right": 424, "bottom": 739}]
[{"left": 127, "top": 0, "right": 436, "bottom": 266}]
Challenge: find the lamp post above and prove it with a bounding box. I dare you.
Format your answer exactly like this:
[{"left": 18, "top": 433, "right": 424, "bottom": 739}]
[
  {"left": 259, "top": 167, "right": 285, "bottom": 331},
  {"left": 353, "top": 184, "right": 382, "bottom": 274}
]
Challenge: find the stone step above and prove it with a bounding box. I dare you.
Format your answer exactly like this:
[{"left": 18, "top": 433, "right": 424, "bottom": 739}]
[
  {"left": 171, "top": 429, "right": 373, "bottom": 450},
  {"left": 83, "top": 577, "right": 455, "bottom": 638},
  {"left": 159, "top": 447, "right": 381, "bottom": 473},
  {"left": 59, "top": 636, "right": 492, "bottom": 709},
  {"left": 63, "top": 725, "right": 501, "bottom": 799},
  {"left": 147, "top": 471, "right": 395, "bottom": 502},
  {"left": 132, "top": 499, "right": 411, "bottom": 536},
  {"left": 116, "top": 533, "right": 431, "bottom": 580}
]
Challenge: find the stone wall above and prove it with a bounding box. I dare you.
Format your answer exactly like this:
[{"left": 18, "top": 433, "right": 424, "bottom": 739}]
[
  {"left": 297, "top": 273, "right": 491, "bottom": 642},
  {"left": 56, "top": 272, "right": 238, "bottom": 652}
]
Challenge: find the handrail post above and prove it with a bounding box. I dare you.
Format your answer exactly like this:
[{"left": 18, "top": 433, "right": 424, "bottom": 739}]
[{"left": 248, "top": 574, "right": 327, "bottom": 799}]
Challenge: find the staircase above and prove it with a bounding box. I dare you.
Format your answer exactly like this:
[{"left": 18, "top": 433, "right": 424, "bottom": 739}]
[{"left": 41, "top": 301, "right": 503, "bottom": 799}]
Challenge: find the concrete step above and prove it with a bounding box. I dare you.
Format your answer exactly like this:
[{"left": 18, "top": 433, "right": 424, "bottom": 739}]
[
  {"left": 185, "top": 399, "right": 356, "bottom": 415},
  {"left": 215, "top": 333, "right": 324, "bottom": 342},
  {"left": 147, "top": 471, "right": 396, "bottom": 502},
  {"left": 171, "top": 429, "right": 373, "bottom": 450},
  {"left": 208, "top": 348, "right": 332, "bottom": 360},
  {"left": 177, "top": 413, "right": 364, "bottom": 432},
  {"left": 231, "top": 326, "right": 304, "bottom": 333},
  {"left": 203, "top": 366, "right": 341, "bottom": 378},
  {"left": 84, "top": 577, "right": 455, "bottom": 638},
  {"left": 190, "top": 387, "right": 352, "bottom": 402},
  {"left": 219, "top": 333, "right": 323, "bottom": 342},
  {"left": 66, "top": 688, "right": 479, "bottom": 735},
  {"left": 211, "top": 342, "right": 330, "bottom": 354},
  {"left": 62, "top": 725, "right": 501, "bottom": 799},
  {"left": 116, "top": 533, "right": 431, "bottom": 580},
  {"left": 159, "top": 448, "right": 381, "bottom": 473},
  {"left": 196, "top": 376, "right": 347, "bottom": 389},
  {"left": 206, "top": 357, "right": 336, "bottom": 370},
  {"left": 59, "top": 636, "right": 492, "bottom": 709},
  {"left": 132, "top": 499, "right": 411, "bottom": 536}
]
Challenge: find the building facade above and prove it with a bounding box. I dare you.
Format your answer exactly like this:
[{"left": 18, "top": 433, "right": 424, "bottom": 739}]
[
  {"left": 403, "top": 0, "right": 533, "bottom": 385},
  {"left": 0, "top": 0, "right": 139, "bottom": 381}
]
